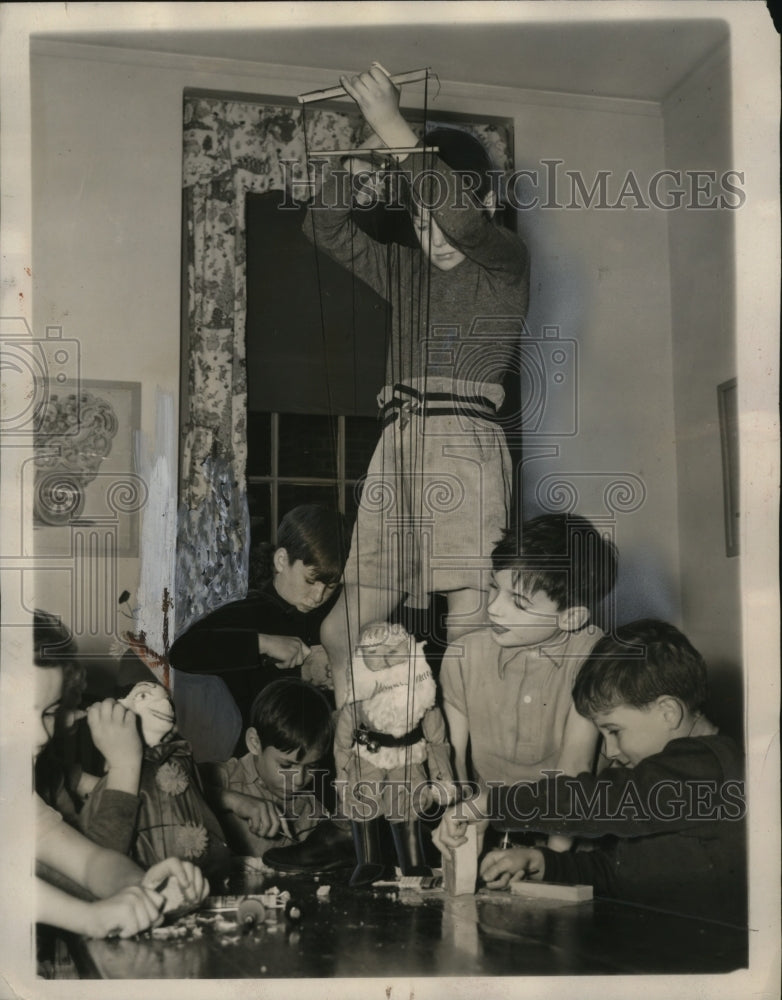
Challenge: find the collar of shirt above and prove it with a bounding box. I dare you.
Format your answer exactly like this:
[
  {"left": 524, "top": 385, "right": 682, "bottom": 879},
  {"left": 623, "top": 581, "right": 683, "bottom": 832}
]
[{"left": 496, "top": 631, "right": 573, "bottom": 679}]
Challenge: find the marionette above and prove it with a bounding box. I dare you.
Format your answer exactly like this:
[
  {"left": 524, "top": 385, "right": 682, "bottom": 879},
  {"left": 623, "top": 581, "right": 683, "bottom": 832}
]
[
  {"left": 334, "top": 621, "right": 456, "bottom": 887},
  {"left": 78, "top": 681, "right": 231, "bottom": 879}
]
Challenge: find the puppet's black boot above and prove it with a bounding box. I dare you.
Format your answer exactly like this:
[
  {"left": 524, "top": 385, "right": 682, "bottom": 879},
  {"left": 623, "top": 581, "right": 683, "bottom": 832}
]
[
  {"left": 390, "top": 819, "right": 432, "bottom": 877},
  {"left": 263, "top": 819, "right": 355, "bottom": 874},
  {"left": 349, "top": 819, "right": 386, "bottom": 888}
]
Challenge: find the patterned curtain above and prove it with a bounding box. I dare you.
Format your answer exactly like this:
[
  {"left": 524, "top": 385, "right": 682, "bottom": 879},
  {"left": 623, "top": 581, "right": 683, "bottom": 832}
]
[
  {"left": 176, "top": 97, "right": 367, "bottom": 636},
  {"left": 176, "top": 94, "right": 514, "bottom": 638}
]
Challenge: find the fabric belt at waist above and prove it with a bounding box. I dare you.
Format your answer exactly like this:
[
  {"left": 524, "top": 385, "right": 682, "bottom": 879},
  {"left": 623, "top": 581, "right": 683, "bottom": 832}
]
[
  {"left": 352, "top": 722, "right": 425, "bottom": 753},
  {"left": 380, "top": 382, "right": 501, "bottom": 428}
]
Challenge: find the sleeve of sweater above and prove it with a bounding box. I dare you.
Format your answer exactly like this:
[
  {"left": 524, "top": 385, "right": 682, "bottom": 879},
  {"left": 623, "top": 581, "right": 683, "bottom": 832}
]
[
  {"left": 77, "top": 788, "right": 140, "bottom": 856},
  {"left": 536, "top": 845, "right": 619, "bottom": 898},
  {"left": 303, "top": 163, "right": 392, "bottom": 298},
  {"left": 168, "top": 600, "right": 265, "bottom": 674},
  {"left": 486, "top": 737, "right": 744, "bottom": 840}
]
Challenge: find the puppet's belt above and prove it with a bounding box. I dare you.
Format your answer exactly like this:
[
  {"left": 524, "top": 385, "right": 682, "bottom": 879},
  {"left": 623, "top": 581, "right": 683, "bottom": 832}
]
[
  {"left": 353, "top": 722, "right": 424, "bottom": 754},
  {"left": 380, "top": 383, "right": 501, "bottom": 429}
]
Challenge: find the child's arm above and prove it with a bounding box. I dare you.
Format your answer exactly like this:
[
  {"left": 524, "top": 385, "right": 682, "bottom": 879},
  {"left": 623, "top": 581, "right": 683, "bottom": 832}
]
[
  {"left": 37, "top": 807, "right": 144, "bottom": 898},
  {"left": 443, "top": 702, "right": 471, "bottom": 785},
  {"left": 256, "top": 634, "right": 310, "bottom": 670},
  {"left": 546, "top": 705, "right": 600, "bottom": 853},
  {"left": 339, "top": 65, "right": 417, "bottom": 156},
  {"left": 199, "top": 764, "right": 286, "bottom": 840},
  {"left": 36, "top": 876, "right": 164, "bottom": 939},
  {"left": 86, "top": 698, "right": 143, "bottom": 796}
]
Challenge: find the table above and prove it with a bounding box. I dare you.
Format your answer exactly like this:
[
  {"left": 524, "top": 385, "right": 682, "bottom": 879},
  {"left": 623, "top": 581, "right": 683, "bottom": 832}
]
[{"left": 66, "top": 867, "right": 748, "bottom": 979}]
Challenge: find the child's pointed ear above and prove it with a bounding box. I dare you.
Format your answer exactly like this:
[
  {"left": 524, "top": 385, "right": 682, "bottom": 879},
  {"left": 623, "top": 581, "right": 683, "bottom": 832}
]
[
  {"left": 558, "top": 605, "right": 589, "bottom": 632},
  {"left": 273, "top": 547, "right": 289, "bottom": 574},
  {"left": 246, "top": 727, "right": 262, "bottom": 754}
]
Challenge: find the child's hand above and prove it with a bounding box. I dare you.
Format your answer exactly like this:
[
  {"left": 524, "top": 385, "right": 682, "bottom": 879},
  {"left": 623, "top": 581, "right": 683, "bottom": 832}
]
[
  {"left": 86, "top": 698, "right": 143, "bottom": 769},
  {"left": 301, "top": 645, "right": 332, "bottom": 688},
  {"left": 419, "top": 780, "right": 459, "bottom": 811},
  {"left": 479, "top": 846, "right": 546, "bottom": 890},
  {"left": 85, "top": 885, "right": 165, "bottom": 939},
  {"left": 142, "top": 857, "right": 209, "bottom": 912},
  {"left": 339, "top": 64, "right": 401, "bottom": 137},
  {"left": 258, "top": 634, "right": 310, "bottom": 670},
  {"left": 235, "top": 795, "right": 287, "bottom": 839},
  {"left": 432, "top": 792, "right": 490, "bottom": 854}
]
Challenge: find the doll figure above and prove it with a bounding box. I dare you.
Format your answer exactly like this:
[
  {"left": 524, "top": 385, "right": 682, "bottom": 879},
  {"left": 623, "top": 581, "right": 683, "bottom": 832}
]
[
  {"left": 79, "top": 681, "right": 230, "bottom": 878},
  {"left": 334, "top": 622, "right": 455, "bottom": 887}
]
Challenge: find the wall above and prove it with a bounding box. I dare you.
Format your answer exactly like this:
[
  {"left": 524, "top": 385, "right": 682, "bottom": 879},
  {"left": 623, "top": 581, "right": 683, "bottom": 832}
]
[
  {"left": 31, "top": 39, "right": 681, "bottom": 653},
  {"left": 663, "top": 44, "right": 742, "bottom": 738}
]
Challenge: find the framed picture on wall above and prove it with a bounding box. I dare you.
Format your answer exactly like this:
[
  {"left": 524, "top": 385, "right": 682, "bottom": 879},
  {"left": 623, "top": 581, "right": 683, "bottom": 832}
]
[
  {"left": 718, "top": 377, "right": 739, "bottom": 557},
  {"left": 29, "top": 379, "right": 145, "bottom": 557}
]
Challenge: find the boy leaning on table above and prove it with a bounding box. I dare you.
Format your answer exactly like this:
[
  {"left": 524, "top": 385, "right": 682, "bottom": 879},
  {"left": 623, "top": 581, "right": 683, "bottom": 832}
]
[
  {"left": 439, "top": 513, "right": 617, "bottom": 852},
  {"left": 434, "top": 619, "right": 747, "bottom": 926}
]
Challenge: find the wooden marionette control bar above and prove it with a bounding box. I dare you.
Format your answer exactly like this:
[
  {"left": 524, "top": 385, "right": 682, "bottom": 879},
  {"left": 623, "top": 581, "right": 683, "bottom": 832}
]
[
  {"left": 308, "top": 146, "right": 438, "bottom": 158},
  {"left": 298, "top": 68, "right": 432, "bottom": 104}
]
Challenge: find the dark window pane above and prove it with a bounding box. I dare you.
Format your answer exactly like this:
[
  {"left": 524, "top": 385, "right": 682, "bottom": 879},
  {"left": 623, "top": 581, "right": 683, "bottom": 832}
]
[
  {"left": 247, "top": 482, "right": 271, "bottom": 544},
  {"left": 278, "top": 414, "right": 338, "bottom": 479},
  {"left": 246, "top": 411, "right": 271, "bottom": 476},
  {"left": 344, "top": 416, "right": 379, "bottom": 479},
  {"left": 278, "top": 483, "right": 341, "bottom": 516}
]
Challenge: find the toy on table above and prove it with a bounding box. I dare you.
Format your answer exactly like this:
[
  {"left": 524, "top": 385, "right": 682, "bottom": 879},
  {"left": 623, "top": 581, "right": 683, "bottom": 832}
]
[
  {"left": 509, "top": 880, "right": 593, "bottom": 902},
  {"left": 334, "top": 621, "right": 456, "bottom": 888},
  {"left": 79, "top": 681, "right": 231, "bottom": 878},
  {"left": 442, "top": 822, "right": 479, "bottom": 896},
  {"left": 202, "top": 889, "right": 303, "bottom": 929}
]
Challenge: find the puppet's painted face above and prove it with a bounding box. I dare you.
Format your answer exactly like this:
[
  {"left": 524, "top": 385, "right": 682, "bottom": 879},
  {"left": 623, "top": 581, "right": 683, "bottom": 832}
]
[
  {"left": 119, "top": 681, "right": 175, "bottom": 746},
  {"left": 357, "top": 621, "right": 415, "bottom": 671}
]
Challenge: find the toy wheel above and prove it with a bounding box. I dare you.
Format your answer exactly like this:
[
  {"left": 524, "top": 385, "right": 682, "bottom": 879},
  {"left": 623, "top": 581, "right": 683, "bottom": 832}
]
[
  {"left": 284, "top": 899, "right": 303, "bottom": 923},
  {"left": 237, "top": 897, "right": 266, "bottom": 928}
]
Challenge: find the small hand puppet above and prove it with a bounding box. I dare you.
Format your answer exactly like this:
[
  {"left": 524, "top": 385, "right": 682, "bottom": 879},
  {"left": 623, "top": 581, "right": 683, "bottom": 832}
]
[{"left": 81, "top": 681, "right": 230, "bottom": 877}]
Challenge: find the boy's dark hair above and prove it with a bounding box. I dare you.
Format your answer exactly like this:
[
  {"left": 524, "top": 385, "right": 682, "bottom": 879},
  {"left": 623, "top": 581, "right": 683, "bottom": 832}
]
[
  {"left": 249, "top": 504, "right": 349, "bottom": 590},
  {"left": 492, "top": 514, "right": 617, "bottom": 614},
  {"left": 423, "top": 126, "right": 497, "bottom": 204},
  {"left": 249, "top": 677, "right": 333, "bottom": 761},
  {"left": 33, "top": 609, "right": 86, "bottom": 719},
  {"left": 573, "top": 619, "right": 709, "bottom": 716}
]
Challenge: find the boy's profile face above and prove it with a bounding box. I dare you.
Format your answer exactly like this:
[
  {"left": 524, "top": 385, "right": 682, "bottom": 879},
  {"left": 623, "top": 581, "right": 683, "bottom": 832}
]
[
  {"left": 592, "top": 702, "right": 672, "bottom": 768},
  {"left": 487, "top": 569, "right": 565, "bottom": 649},
  {"left": 273, "top": 550, "right": 338, "bottom": 613},
  {"left": 251, "top": 740, "right": 320, "bottom": 802}
]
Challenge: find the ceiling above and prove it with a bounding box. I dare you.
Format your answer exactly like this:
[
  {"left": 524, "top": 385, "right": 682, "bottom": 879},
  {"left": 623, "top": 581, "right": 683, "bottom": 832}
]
[{"left": 36, "top": 17, "right": 730, "bottom": 104}]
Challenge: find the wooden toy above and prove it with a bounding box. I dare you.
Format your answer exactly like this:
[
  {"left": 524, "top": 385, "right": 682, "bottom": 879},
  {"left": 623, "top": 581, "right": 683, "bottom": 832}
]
[
  {"left": 509, "top": 880, "right": 593, "bottom": 902},
  {"left": 443, "top": 824, "right": 479, "bottom": 896}
]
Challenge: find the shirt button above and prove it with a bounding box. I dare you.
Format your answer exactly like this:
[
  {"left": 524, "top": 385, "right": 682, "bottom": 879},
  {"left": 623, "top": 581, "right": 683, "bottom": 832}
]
[{"left": 523, "top": 695, "right": 532, "bottom": 704}]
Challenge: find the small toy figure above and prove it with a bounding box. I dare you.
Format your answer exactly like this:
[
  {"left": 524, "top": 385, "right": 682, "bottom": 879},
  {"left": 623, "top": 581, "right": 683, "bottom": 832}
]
[
  {"left": 334, "top": 622, "right": 456, "bottom": 887},
  {"left": 79, "top": 681, "right": 231, "bottom": 878}
]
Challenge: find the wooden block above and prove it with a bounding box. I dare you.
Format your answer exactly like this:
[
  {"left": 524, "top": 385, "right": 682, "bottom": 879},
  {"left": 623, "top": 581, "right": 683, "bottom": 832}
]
[
  {"left": 443, "top": 825, "right": 479, "bottom": 896},
  {"left": 509, "top": 880, "right": 593, "bottom": 902}
]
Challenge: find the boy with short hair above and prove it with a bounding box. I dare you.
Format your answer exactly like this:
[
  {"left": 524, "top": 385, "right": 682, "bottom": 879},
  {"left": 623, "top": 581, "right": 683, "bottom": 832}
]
[
  {"left": 434, "top": 620, "right": 747, "bottom": 926},
  {"left": 440, "top": 514, "right": 617, "bottom": 808},
  {"left": 200, "top": 678, "right": 335, "bottom": 859}
]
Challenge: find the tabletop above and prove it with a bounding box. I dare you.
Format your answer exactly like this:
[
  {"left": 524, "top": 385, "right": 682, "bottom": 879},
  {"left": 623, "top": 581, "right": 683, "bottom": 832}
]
[{"left": 66, "top": 866, "right": 748, "bottom": 980}]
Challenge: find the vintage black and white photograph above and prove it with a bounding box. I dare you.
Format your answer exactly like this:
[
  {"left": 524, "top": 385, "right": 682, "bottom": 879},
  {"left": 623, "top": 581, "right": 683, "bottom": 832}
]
[{"left": 0, "top": 3, "right": 778, "bottom": 998}]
